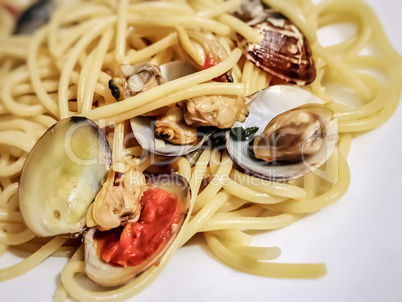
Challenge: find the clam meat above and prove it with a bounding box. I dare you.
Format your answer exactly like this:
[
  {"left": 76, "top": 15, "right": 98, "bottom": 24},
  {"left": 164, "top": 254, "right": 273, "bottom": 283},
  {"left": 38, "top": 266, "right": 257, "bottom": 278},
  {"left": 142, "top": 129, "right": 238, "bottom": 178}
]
[
  {"left": 84, "top": 174, "right": 191, "bottom": 287},
  {"left": 130, "top": 61, "right": 248, "bottom": 155},
  {"left": 130, "top": 60, "right": 202, "bottom": 156},
  {"left": 253, "top": 104, "right": 334, "bottom": 164},
  {"left": 182, "top": 95, "right": 248, "bottom": 129},
  {"left": 154, "top": 106, "right": 198, "bottom": 145},
  {"left": 86, "top": 161, "right": 146, "bottom": 232},
  {"left": 226, "top": 85, "right": 338, "bottom": 182},
  {"left": 109, "top": 63, "right": 165, "bottom": 102},
  {"left": 19, "top": 117, "right": 112, "bottom": 237}
]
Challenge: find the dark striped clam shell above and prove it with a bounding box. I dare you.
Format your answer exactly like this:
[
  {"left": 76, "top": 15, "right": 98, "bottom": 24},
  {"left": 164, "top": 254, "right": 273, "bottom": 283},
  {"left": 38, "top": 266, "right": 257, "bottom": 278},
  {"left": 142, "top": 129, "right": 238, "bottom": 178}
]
[{"left": 237, "top": 12, "right": 316, "bottom": 85}]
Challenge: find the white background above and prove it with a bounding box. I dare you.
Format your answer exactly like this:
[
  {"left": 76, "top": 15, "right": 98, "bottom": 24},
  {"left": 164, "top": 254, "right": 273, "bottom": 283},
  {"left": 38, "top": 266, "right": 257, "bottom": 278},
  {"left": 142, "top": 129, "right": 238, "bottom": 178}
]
[{"left": 1, "top": 0, "right": 401, "bottom": 301}]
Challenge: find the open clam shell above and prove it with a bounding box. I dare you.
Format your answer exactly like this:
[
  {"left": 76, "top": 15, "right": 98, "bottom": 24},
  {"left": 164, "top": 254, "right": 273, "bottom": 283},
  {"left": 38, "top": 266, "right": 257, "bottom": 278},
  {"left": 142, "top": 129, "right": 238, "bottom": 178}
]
[
  {"left": 84, "top": 174, "right": 191, "bottom": 287},
  {"left": 130, "top": 115, "right": 199, "bottom": 157},
  {"left": 226, "top": 85, "right": 338, "bottom": 182},
  {"left": 130, "top": 60, "right": 200, "bottom": 156},
  {"left": 19, "top": 117, "right": 112, "bottom": 237}
]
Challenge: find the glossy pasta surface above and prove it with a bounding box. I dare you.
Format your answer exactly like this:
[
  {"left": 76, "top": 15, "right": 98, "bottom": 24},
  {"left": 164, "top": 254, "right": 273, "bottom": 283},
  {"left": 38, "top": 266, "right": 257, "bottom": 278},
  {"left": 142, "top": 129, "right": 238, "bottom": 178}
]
[{"left": 0, "top": 0, "right": 401, "bottom": 301}]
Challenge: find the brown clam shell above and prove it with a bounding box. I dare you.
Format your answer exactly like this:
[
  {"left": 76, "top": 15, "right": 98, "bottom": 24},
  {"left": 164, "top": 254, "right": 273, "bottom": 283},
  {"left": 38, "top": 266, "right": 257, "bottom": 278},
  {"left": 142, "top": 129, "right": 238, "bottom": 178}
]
[{"left": 238, "top": 13, "right": 316, "bottom": 85}]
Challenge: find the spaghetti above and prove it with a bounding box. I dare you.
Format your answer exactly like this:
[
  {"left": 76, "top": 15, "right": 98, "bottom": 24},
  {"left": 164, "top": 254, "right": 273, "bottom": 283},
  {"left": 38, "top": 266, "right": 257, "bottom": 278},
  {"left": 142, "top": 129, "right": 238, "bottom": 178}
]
[{"left": 0, "top": 0, "right": 401, "bottom": 301}]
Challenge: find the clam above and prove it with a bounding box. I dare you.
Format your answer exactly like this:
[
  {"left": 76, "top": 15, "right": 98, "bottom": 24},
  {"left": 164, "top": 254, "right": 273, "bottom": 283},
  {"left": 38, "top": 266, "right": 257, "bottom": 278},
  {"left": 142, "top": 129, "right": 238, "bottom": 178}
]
[
  {"left": 86, "top": 163, "right": 146, "bottom": 232},
  {"left": 226, "top": 85, "right": 338, "bottom": 182},
  {"left": 14, "top": 0, "right": 55, "bottom": 35},
  {"left": 154, "top": 106, "right": 199, "bottom": 145},
  {"left": 235, "top": 0, "right": 316, "bottom": 85},
  {"left": 84, "top": 174, "right": 191, "bottom": 287},
  {"left": 109, "top": 63, "right": 165, "bottom": 102},
  {"left": 130, "top": 58, "right": 248, "bottom": 156},
  {"left": 19, "top": 117, "right": 112, "bottom": 237},
  {"left": 148, "top": 94, "right": 248, "bottom": 150},
  {"left": 130, "top": 115, "right": 205, "bottom": 157},
  {"left": 183, "top": 95, "right": 248, "bottom": 129},
  {"left": 130, "top": 60, "right": 204, "bottom": 156}
]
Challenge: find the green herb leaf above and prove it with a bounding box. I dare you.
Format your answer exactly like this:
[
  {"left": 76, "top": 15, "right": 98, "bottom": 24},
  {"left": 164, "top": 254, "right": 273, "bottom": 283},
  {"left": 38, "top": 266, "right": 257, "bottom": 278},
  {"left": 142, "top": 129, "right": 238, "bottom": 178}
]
[
  {"left": 244, "top": 126, "right": 259, "bottom": 140},
  {"left": 230, "top": 126, "right": 259, "bottom": 141},
  {"left": 194, "top": 129, "right": 215, "bottom": 149}
]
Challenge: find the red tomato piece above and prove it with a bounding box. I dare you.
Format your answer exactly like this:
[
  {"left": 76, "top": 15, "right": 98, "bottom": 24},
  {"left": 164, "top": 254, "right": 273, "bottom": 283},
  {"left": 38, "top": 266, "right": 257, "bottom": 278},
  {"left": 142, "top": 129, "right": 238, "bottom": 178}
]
[
  {"left": 98, "top": 187, "right": 182, "bottom": 267},
  {"left": 202, "top": 53, "right": 227, "bottom": 82}
]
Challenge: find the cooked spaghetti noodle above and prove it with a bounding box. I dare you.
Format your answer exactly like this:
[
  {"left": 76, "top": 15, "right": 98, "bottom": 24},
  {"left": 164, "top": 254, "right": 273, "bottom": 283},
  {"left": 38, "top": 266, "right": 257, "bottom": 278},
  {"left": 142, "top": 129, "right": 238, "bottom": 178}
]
[{"left": 0, "top": 0, "right": 401, "bottom": 301}]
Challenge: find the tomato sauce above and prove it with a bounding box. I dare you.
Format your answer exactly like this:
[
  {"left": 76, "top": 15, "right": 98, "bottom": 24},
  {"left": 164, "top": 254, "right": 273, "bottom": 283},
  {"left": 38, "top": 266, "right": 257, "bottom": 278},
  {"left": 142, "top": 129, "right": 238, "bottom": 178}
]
[
  {"left": 3, "top": 5, "right": 20, "bottom": 19},
  {"left": 202, "top": 53, "right": 228, "bottom": 82},
  {"left": 98, "top": 187, "right": 183, "bottom": 267}
]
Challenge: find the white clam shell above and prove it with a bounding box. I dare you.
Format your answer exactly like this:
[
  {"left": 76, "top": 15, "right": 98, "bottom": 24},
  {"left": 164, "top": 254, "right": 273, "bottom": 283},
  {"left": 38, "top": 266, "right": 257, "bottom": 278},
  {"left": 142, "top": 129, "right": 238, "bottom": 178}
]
[
  {"left": 130, "top": 117, "right": 203, "bottom": 157},
  {"left": 19, "top": 117, "right": 112, "bottom": 237},
  {"left": 226, "top": 85, "right": 338, "bottom": 182},
  {"left": 159, "top": 60, "right": 197, "bottom": 82}
]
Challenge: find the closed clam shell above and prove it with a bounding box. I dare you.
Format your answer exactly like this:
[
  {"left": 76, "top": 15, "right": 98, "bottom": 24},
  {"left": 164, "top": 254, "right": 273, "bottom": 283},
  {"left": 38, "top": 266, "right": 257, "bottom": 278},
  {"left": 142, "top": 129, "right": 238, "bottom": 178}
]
[{"left": 237, "top": 12, "right": 316, "bottom": 85}]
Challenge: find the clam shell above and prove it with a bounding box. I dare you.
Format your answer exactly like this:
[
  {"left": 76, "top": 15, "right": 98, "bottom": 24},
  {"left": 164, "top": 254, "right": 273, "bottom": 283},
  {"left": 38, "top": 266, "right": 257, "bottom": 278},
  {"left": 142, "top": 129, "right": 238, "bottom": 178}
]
[
  {"left": 130, "top": 117, "right": 204, "bottom": 157},
  {"left": 19, "top": 117, "right": 112, "bottom": 237},
  {"left": 84, "top": 174, "right": 191, "bottom": 287},
  {"left": 130, "top": 60, "right": 200, "bottom": 156},
  {"left": 226, "top": 85, "right": 338, "bottom": 182},
  {"left": 14, "top": 0, "right": 55, "bottom": 34},
  {"left": 160, "top": 60, "right": 197, "bottom": 82},
  {"left": 237, "top": 11, "right": 316, "bottom": 85}
]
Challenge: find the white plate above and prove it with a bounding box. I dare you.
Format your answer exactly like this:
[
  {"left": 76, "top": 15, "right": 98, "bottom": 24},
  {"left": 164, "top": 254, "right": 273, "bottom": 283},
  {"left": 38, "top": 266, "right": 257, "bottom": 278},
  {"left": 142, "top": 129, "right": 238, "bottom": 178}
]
[{"left": 1, "top": 0, "right": 401, "bottom": 301}]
